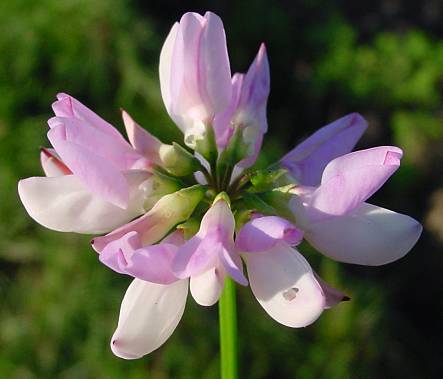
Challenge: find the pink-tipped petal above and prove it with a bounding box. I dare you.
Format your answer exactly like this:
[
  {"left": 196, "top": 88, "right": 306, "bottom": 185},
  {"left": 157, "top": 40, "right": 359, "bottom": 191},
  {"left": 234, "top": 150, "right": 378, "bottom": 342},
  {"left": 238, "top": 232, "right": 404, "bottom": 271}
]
[
  {"left": 18, "top": 171, "right": 148, "bottom": 234},
  {"left": 309, "top": 146, "right": 403, "bottom": 216},
  {"left": 246, "top": 243, "right": 325, "bottom": 327},
  {"left": 40, "top": 147, "right": 71, "bottom": 176},
  {"left": 236, "top": 216, "right": 303, "bottom": 253},
  {"left": 281, "top": 113, "right": 368, "bottom": 186},
  {"left": 314, "top": 273, "right": 350, "bottom": 309},
  {"left": 303, "top": 203, "right": 422, "bottom": 266},
  {"left": 190, "top": 267, "right": 224, "bottom": 306},
  {"left": 111, "top": 279, "right": 188, "bottom": 359}
]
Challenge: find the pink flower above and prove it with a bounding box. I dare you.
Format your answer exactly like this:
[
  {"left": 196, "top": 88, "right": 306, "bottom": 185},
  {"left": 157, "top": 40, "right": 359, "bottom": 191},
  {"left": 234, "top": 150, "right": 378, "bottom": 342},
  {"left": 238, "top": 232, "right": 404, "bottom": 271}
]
[{"left": 18, "top": 10, "right": 422, "bottom": 361}]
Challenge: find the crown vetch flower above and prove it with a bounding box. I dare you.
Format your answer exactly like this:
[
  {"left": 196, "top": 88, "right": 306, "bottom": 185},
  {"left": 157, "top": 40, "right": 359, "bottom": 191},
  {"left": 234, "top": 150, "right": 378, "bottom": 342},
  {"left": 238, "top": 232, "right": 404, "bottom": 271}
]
[{"left": 18, "top": 10, "right": 422, "bottom": 360}]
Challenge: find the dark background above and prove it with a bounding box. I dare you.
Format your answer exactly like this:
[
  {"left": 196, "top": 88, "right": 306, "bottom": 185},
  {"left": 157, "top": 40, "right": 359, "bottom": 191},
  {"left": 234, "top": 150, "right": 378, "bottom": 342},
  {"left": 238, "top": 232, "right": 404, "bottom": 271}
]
[{"left": 1, "top": 1, "right": 442, "bottom": 378}]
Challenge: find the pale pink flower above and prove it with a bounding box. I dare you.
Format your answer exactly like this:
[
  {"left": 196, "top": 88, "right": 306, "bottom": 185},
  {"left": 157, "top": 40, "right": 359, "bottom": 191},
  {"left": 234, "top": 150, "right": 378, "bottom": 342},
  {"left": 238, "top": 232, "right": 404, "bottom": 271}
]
[{"left": 17, "top": 10, "right": 422, "bottom": 361}]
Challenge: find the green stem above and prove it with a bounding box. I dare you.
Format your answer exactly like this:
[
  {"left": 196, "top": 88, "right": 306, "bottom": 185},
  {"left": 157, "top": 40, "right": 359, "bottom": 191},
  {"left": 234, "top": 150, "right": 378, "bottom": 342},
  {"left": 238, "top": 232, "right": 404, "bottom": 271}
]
[{"left": 219, "top": 278, "right": 238, "bottom": 379}]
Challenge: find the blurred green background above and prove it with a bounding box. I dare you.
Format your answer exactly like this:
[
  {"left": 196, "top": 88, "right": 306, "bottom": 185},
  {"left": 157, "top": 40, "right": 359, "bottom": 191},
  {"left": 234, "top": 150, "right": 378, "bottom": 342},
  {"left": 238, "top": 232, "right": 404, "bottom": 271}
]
[{"left": 1, "top": 1, "right": 442, "bottom": 378}]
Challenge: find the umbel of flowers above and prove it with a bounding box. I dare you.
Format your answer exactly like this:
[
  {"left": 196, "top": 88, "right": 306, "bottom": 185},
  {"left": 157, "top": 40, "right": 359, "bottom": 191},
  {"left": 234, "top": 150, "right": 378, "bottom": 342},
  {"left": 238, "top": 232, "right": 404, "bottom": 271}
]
[{"left": 18, "top": 11, "right": 422, "bottom": 359}]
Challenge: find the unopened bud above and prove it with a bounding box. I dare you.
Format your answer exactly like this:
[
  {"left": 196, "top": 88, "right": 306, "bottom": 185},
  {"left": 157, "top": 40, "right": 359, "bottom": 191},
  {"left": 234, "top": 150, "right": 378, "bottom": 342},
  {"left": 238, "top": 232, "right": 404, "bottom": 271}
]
[
  {"left": 159, "top": 142, "right": 200, "bottom": 176},
  {"left": 140, "top": 172, "right": 182, "bottom": 210}
]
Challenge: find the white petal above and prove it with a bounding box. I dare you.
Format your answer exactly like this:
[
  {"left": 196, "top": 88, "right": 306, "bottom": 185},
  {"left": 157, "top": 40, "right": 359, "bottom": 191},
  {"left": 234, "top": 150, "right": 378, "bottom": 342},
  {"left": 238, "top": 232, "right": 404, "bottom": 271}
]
[
  {"left": 304, "top": 202, "right": 422, "bottom": 266},
  {"left": 18, "top": 171, "right": 149, "bottom": 234},
  {"left": 246, "top": 243, "right": 325, "bottom": 327},
  {"left": 111, "top": 279, "right": 188, "bottom": 359},
  {"left": 190, "top": 267, "right": 224, "bottom": 306}
]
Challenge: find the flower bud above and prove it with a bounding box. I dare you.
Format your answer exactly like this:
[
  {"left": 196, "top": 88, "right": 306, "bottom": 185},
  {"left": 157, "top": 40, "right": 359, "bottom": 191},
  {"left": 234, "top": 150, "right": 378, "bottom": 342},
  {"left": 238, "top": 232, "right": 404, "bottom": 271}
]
[
  {"left": 159, "top": 142, "right": 201, "bottom": 176},
  {"left": 140, "top": 171, "right": 182, "bottom": 210}
]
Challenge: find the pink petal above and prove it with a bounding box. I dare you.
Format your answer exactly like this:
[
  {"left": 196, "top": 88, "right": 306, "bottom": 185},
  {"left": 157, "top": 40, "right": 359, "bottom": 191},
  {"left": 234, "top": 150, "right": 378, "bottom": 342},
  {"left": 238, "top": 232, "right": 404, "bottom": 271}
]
[
  {"left": 236, "top": 216, "right": 303, "bottom": 253},
  {"left": 198, "top": 11, "right": 232, "bottom": 115},
  {"left": 49, "top": 117, "right": 138, "bottom": 170},
  {"left": 171, "top": 236, "right": 222, "bottom": 279},
  {"left": 121, "top": 110, "right": 163, "bottom": 164},
  {"left": 214, "top": 45, "right": 270, "bottom": 168},
  {"left": 125, "top": 244, "right": 179, "bottom": 284},
  {"left": 111, "top": 279, "right": 188, "bottom": 359},
  {"left": 48, "top": 126, "right": 130, "bottom": 208},
  {"left": 314, "top": 273, "right": 350, "bottom": 309},
  {"left": 213, "top": 73, "right": 244, "bottom": 148},
  {"left": 169, "top": 13, "right": 207, "bottom": 128},
  {"left": 167, "top": 12, "right": 232, "bottom": 132},
  {"left": 171, "top": 199, "right": 240, "bottom": 281},
  {"left": 99, "top": 231, "right": 142, "bottom": 274},
  {"left": 219, "top": 245, "right": 248, "bottom": 285},
  {"left": 245, "top": 242, "right": 325, "bottom": 327},
  {"left": 281, "top": 113, "right": 368, "bottom": 186},
  {"left": 239, "top": 43, "right": 270, "bottom": 130},
  {"left": 53, "top": 93, "right": 125, "bottom": 140},
  {"left": 309, "top": 146, "right": 403, "bottom": 216}
]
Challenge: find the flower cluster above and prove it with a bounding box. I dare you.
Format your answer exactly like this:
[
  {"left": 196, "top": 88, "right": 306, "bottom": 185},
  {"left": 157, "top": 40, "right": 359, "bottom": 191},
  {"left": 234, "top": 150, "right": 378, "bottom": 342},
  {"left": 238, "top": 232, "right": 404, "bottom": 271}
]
[{"left": 18, "top": 11, "right": 422, "bottom": 359}]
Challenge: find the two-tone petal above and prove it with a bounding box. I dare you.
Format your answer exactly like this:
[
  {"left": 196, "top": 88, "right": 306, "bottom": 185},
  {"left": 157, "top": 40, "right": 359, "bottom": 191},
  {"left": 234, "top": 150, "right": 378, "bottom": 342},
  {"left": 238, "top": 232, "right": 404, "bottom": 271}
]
[{"left": 298, "top": 146, "right": 402, "bottom": 219}]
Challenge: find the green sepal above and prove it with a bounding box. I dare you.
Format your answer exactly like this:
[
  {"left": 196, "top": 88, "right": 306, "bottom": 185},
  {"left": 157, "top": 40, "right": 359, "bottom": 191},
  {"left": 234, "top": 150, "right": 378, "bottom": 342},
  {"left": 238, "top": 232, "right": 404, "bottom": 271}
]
[
  {"left": 259, "top": 185, "right": 297, "bottom": 222},
  {"left": 214, "top": 191, "right": 231, "bottom": 207},
  {"left": 233, "top": 207, "right": 254, "bottom": 233},
  {"left": 177, "top": 218, "right": 201, "bottom": 239},
  {"left": 194, "top": 123, "right": 218, "bottom": 165},
  {"left": 249, "top": 166, "right": 292, "bottom": 192}
]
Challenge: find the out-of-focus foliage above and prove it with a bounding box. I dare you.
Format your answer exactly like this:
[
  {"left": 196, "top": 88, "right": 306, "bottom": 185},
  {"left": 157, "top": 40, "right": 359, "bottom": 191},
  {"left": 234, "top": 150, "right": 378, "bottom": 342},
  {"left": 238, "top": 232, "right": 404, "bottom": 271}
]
[{"left": 0, "top": 1, "right": 442, "bottom": 378}]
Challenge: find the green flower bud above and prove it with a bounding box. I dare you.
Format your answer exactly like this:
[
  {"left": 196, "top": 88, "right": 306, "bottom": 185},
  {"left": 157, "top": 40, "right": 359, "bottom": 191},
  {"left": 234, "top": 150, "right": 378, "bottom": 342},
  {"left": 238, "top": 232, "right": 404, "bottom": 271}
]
[{"left": 159, "top": 142, "right": 201, "bottom": 176}]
